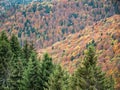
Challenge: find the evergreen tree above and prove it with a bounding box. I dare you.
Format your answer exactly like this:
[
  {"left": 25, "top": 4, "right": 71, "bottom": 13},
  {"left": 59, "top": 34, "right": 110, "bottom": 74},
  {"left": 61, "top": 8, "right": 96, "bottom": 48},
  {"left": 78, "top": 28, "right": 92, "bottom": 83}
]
[
  {"left": 10, "top": 34, "right": 21, "bottom": 58},
  {"left": 0, "top": 39, "right": 13, "bottom": 89},
  {"left": 20, "top": 58, "right": 33, "bottom": 90},
  {"left": 39, "top": 53, "right": 54, "bottom": 90},
  {"left": 111, "top": 0, "right": 120, "bottom": 14},
  {"left": 30, "top": 52, "right": 42, "bottom": 90},
  {"left": 46, "top": 65, "right": 69, "bottom": 90},
  {"left": 28, "top": 52, "right": 42, "bottom": 90},
  {"left": 7, "top": 34, "right": 24, "bottom": 90},
  {"left": 29, "top": 41, "right": 35, "bottom": 52},
  {"left": 22, "top": 40, "right": 31, "bottom": 63},
  {"left": 70, "top": 45, "right": 114, "bottom": 90},
  {"left": 8, "top": 57, "right": 24, "bottom": 90},
  {"left": 20, "top": 52, "right": 42, "bottom": 90},
  {"left": 0, "top": 31, "right": 9, "bottom": 43}
]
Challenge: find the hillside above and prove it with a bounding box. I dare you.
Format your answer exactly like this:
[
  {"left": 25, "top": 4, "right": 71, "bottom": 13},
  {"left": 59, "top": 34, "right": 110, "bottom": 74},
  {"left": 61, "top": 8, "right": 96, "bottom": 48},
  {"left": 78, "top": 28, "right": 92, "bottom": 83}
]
[
  {"left": 0, "top": 0, "right": 119, "bottom": 48},
  {"left": 38, "top": 15, "right": 120, "bottom": 89},
  {"left": 0, "top": 0, "right": 120, "bottom": 88},
  {"left": 0, "top": 0, "right": 120, "bottom": 89}
]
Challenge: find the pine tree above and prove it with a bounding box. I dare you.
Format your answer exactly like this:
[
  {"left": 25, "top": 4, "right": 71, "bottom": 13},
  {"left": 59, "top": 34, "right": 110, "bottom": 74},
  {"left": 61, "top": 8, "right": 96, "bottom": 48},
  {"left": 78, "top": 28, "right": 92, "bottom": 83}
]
[
  {"left": 70, "top": 45, "right": 114, "bottom": 90},
  {"left": 45, "top": 65, "right": 69, "bottom": 90},
  {"left": 0, "top": 34, "right": 13, "bottom": 89}
]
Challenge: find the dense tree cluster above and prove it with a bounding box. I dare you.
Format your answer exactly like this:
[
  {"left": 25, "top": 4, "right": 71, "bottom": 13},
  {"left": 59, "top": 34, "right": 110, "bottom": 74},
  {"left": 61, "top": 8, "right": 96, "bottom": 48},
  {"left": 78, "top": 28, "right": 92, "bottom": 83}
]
[
  {"left": 69, "top": 46, "right": 114, "bottom": 90},
  {"left": 0, "top": 31, "right": 114, "bottom": 90},
  {"left": 1, "top": 0, "right": 119, "bottom": 48}
]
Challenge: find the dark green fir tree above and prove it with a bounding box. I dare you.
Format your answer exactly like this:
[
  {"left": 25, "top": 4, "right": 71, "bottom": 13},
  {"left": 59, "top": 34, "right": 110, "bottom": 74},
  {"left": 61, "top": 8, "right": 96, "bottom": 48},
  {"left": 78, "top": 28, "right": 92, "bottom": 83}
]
[
  {"left": 0, "top": 32, "right": 13, "bottom": 89},
  {"left": 22, "top": 40, "right": 31, "bottom": 61},
  {"left": 10, "top": 34, "right": 21, "bottom": 58},
  {"left": 0, "top": 31, "right": 9, "bottom": 43},
  {"left": 8, "top": 34, "right": 24, "bottom": 90},
  {"left": 22, "top": 40, "right": 34, "bottom": 67}
]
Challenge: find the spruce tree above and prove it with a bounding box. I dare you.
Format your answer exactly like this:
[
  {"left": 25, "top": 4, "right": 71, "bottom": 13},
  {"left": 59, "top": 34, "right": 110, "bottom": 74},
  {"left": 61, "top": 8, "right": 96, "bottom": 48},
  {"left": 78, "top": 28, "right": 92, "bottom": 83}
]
[
  {"left": 7, "top": 34, "right": 24, "bottom": 90},
  {"left": 28, "top": 52, "right": 42, "bottom": 90},
  {"left": 39, "top": 53, "right": 54, "bottom": 90},
  {"left": 10, "top": 34, "right": 21, "bottom": 58},
  {"left": 20, "top": 51, "right": 42, "bottom": 90},
  {"left": 46, "top": 65, "right": 69, "bottom": 90},
  {"left": 0, "top": 33, "right": 13, "bottom": 89},
  {"left": 22, "top": 40, "right": 32, "bottom": 66},
  {"left": 0, "top": 31, "right": 9, "bottom": 43},
  {"left": 20, "top": 58, "right": 33, "bottom": 90},
  {"left": 29, "top": 41, "right": 35, "bottom": 52},
  {"left": 8, "top": 57, "right": 24, "bottom": 90},
  {"left": 70, "top": 45, "right": 114, "bottom": 90},
  {"left": 23, "top": 40, "right": 29, "bottom": 59}
]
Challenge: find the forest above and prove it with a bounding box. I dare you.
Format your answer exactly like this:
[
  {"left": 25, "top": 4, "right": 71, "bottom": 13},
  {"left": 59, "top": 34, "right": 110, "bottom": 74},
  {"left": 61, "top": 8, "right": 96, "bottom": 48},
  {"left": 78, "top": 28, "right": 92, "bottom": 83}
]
[
  {"left": 0, "top": 0, "right": 120, "bottom": 90},
  {"left": 0, "top": 0, "right": 120, "bottom": 48},
  {"left": 0, "top": 31, "right": 114, "bottom": 90}
]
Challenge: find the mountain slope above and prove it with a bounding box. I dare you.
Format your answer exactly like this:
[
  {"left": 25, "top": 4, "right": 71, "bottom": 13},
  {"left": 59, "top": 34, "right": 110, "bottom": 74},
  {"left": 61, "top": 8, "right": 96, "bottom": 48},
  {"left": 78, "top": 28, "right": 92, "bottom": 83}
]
[
  {"left": 38, "top": 15, "right": 120, "bottom": 89},
  {"left": 0, "top": 0, "right": 120, "bottom": 89},
  {"left": 0, "top": 0, "right": 118, "bottom": 48}
]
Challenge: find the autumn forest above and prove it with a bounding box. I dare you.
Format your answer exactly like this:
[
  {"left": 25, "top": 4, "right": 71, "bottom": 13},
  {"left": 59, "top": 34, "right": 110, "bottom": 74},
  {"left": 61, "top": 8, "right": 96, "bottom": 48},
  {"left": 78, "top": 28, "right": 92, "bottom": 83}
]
[{"left": 0, "top": 0, "right": 120, "bottom": 90}]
